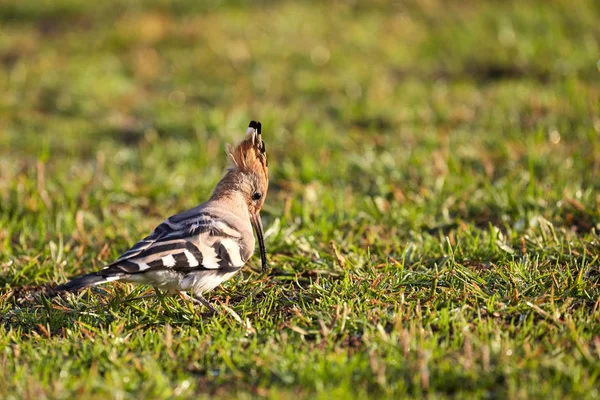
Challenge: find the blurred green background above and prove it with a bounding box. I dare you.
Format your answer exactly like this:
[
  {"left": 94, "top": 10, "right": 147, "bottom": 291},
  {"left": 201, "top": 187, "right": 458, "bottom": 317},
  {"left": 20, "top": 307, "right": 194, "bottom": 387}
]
[
  {"left": 2, "top": 0, "right": 599, "bottom": 234},
  {"left": 1, "top": 0, "right": 599, "bottom": 398}
]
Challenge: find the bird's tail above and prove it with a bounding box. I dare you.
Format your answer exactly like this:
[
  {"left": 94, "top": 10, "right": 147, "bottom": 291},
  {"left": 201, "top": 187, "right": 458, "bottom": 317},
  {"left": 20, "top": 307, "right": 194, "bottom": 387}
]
[{"left": 55, "top": 272, "right": 122, "bottom": 292}]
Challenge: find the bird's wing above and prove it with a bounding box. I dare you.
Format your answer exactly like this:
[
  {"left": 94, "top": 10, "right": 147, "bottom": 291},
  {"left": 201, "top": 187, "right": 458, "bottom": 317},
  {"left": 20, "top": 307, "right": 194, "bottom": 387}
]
[{"left": 104, "top": 209, "right": 249, "bottom": 274}]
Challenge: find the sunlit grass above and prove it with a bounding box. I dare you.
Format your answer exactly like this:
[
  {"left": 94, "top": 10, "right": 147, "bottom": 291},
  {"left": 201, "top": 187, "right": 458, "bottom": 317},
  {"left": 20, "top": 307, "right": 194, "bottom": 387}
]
[{"left": 1, "top": 0, "right": 599, "bottom": 398}]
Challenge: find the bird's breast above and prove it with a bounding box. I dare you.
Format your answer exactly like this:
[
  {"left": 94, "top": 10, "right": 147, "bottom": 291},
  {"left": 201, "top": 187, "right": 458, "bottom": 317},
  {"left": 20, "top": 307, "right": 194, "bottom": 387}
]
[{"left": 182, "top": 269, "right": 241, "bottom": 294}]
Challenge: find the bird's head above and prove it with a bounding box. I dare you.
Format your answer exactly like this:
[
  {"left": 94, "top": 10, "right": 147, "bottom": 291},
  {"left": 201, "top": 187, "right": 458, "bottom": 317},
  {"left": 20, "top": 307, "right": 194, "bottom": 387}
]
[
  {"left": 213, "top": 120, "right": 269, "bottom": 271},
  {"left": 225, "top": 121, "right": 269, "bottom": 216}
]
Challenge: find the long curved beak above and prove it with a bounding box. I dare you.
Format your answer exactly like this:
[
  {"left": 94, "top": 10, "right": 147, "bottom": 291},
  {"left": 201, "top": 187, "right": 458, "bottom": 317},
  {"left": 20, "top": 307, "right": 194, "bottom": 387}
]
[{"left": 250, "top": 212, "right": 268, "bottom": 272}]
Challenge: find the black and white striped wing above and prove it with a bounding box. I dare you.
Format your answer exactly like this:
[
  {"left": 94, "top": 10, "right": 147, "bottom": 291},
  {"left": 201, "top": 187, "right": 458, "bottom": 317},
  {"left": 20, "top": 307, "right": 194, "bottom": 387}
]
[{"left": 105, "top": 210, "right": 247, "bottom": 275}]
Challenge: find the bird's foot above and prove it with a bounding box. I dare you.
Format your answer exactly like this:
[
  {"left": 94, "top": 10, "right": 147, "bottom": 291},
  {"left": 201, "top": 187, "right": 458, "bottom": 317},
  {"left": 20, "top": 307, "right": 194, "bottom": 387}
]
[{"left": 180, "top": 292, "right": 218, "bottom": 317}]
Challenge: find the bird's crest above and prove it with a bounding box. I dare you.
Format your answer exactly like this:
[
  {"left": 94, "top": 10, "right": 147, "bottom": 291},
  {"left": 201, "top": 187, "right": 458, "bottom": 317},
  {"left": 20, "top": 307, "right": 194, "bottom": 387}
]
[{"left": 226, "top": 121, "right": 268, "bottom": 181}]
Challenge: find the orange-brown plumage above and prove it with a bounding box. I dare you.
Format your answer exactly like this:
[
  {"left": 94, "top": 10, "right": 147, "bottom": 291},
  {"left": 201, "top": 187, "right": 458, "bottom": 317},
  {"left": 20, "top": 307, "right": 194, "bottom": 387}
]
[
  {"left": 212, "top": 122, "right": 269, "bottom": 211},
  {"left": 226, "top": 124, "right": 268, "bottom": 182}
]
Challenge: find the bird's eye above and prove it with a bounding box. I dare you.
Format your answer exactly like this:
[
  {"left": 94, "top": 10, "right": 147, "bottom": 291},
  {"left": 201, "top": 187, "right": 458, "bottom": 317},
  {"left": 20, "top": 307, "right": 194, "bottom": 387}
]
[{"left": 252, "top": 192, "right": 262, "bottom": 201}]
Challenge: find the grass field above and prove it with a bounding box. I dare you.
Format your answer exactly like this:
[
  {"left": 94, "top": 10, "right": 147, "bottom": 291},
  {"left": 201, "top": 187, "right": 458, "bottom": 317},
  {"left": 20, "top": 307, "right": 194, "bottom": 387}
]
[{"left": 1, "top": 0, "right": 600, "bottom": 398}]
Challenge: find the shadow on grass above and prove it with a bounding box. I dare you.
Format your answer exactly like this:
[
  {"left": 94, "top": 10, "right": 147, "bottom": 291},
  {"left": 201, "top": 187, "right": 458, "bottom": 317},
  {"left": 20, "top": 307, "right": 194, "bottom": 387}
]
[{"left": 1, "top": 284, "right": 209, "bottom": 337}]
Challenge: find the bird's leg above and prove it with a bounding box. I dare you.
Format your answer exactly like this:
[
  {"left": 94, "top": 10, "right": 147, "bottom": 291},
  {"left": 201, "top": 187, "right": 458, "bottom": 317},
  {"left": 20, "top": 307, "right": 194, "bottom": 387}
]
[
  {"left": 193, "top": 295, "right": 218, "bottom": 316},
  {"left": 180, "top": 292, "right": 217, "bottom": 317}
]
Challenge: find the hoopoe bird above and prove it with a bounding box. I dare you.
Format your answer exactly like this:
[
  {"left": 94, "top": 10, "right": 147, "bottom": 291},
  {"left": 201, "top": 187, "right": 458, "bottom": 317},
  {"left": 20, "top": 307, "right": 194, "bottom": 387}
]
[{"left": 56, "top": 121, "right": 269, "bottom": 315}]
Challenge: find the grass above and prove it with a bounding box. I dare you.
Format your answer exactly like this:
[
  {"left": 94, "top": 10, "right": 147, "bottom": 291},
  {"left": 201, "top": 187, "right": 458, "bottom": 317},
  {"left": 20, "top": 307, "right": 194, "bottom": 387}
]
[{"left": 1, "top": 0, "right": 600, "bottom": 398}]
